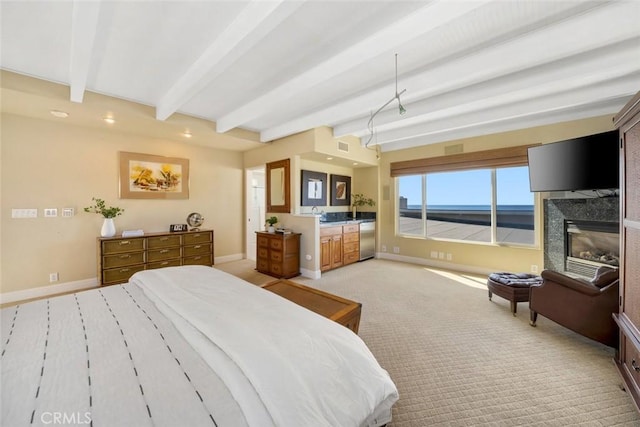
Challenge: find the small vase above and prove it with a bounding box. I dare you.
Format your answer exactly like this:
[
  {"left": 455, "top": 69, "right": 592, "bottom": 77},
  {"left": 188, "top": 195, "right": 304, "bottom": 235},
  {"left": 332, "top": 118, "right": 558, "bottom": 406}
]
[
  {"left": 268, "top": 226, "right": 275, "bottom": 233},
  {"left": 101, "top": 218, "right": 116, "bottom": 237},
  {"left": 352, "top": 205, "right": 357, "bottom": 220}
]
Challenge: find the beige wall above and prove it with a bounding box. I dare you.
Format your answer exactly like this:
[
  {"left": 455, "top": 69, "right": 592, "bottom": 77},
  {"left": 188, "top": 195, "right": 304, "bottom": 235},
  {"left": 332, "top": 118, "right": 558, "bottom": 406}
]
[
  {"left": 1, "top": 113, "right": 245, "bottom": 294},
  {"left": 1, "top": 102, "right": 618, "bottom": 296},
  {"left": 377, "top": 115, "right": 615, "bottom": 274}
]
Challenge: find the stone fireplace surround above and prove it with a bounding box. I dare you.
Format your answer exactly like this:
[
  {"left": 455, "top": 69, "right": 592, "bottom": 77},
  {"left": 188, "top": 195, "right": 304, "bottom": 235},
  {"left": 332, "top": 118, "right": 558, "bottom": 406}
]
[{"left": 544, "top": 197, "right": 619, "bottom": 276}]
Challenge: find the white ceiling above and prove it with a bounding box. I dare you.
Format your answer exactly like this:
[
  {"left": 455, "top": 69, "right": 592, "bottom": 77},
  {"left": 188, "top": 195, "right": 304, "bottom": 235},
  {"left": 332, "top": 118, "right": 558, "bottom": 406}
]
[{"left": 1, "top": 0, "right": 639, "bottom": 152}]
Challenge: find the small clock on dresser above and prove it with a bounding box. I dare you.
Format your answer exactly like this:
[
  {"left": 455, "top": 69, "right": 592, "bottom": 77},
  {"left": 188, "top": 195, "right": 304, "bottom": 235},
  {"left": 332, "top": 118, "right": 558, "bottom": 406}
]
[{"left": 170, "top": 223, "right": 188, "bottom": 232}]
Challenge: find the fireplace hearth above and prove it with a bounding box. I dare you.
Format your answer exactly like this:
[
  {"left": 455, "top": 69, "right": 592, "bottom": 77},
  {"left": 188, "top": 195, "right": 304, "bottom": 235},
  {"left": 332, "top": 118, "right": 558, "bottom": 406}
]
[{"left": 565, "top": 220, "right": 619, "bottom": 277}]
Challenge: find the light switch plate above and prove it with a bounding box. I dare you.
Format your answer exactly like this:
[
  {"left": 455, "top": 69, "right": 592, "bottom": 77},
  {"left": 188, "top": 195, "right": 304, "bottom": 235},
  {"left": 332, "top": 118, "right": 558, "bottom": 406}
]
[{"left": 11, "top": 208, "right": 38, "bottom": 218}]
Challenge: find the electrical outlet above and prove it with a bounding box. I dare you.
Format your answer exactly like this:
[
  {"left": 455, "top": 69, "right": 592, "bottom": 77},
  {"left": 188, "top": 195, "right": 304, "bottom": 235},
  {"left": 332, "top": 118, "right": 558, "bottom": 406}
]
[
  {"left": 446, "top": 253, "right": 453, "bottom": 261},
  {"left": 531, "top": 264, "right": 539, "bottom": 274},
  {"left": 381, "top": 245, "right": 387, "bottom": 252},
  {"left": 49, "top": 273, "right": 58, "bottom": 283},
  {"left": 438, "top": 252, "right": 445, "bottom": 259},
  {"left": 62, "top": 208, "right": 75, "bottom": 217},
  {"left": 393, "top": 246, "right": 400, "bottom": 254},
  {"left": 44, "top": 208, "right": 58, "bottom": 217},
  {"left": 430, "top": 251, "right": 438, "bottom": 258}
]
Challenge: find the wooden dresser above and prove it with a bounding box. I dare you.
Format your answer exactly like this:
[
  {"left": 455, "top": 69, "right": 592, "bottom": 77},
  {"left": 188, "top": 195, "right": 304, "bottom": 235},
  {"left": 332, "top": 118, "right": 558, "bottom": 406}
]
[
  {"left": 613, "top": 90, "right": 640, "bottom": 412},
  {"left": 256, "top": 231, "right": 301, "bottom": 279},
  {"left": 97, "top": 229, "right": 214, "bottom": 286}
]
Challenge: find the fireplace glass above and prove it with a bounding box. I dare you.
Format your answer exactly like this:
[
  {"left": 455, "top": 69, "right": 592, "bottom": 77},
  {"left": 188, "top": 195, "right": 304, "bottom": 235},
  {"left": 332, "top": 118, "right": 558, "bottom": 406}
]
[{"left": 566, "top": 220, "right": 619, "bottom": 277}]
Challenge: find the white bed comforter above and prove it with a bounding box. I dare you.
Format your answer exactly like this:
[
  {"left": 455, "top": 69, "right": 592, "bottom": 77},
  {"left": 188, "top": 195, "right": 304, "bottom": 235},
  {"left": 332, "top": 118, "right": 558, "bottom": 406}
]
[
  {"left": 1, "top": 277, "right": 248, "bottom": 427},
  {"left": 131, "top": 266, "right": 398, "bottom": 427}
]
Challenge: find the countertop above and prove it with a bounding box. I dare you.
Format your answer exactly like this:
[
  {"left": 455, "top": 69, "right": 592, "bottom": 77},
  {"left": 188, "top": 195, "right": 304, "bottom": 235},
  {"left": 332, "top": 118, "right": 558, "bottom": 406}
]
[{"left": 319, "top": 219, "right": 375, "bottom": 227}]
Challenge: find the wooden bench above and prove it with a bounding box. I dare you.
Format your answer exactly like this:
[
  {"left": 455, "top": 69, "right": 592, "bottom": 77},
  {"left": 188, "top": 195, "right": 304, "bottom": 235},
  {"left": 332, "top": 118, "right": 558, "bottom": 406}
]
[{"left": 262, "top": 279, "right": 362, "bottom": 333}]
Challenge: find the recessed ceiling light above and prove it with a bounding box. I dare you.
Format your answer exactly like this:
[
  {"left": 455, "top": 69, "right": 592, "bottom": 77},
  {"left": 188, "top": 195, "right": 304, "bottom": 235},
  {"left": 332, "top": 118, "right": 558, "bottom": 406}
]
[
  {"left": 353, "top": 162, "right": 359, "bottom": 166},
  {"left": 103, "top": 117, "right": 115, "bottom": 124},
  {"left": 326, "top": 157, "right": 333, "bottom": 160},
  {"left": 183, "top": 131, "right": 192, "bottom": 138},
  {"left": 50, "top": 110, "right": 69, "bottom": 118}
]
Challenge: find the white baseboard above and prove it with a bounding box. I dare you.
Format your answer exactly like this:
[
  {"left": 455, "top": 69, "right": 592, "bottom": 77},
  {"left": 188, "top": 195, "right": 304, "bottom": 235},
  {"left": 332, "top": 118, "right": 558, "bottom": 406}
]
[
  {"left": 1, "top": 278, "right": 98, "bottom": 305},
  {"left": 376, "top": 252, "right": 495, "bottom": 276},
  {"left": 300, "top": 267, "right": 321, "bottom": 279}
]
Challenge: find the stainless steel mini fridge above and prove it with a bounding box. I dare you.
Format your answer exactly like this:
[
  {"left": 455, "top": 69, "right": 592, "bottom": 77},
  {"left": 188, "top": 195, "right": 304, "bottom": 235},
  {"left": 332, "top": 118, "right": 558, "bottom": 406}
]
[{"left": 359, "top": 221, "right": 375, "bottom": 261}]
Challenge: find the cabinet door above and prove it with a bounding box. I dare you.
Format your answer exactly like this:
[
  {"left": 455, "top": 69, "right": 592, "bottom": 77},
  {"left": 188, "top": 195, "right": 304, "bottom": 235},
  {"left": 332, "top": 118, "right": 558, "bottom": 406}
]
[
  {"left": 320, "top": 236, "right": 332, "bottom": 271},
  {"left": 331, "top": 235, "right": 343, "bottom": 268}
]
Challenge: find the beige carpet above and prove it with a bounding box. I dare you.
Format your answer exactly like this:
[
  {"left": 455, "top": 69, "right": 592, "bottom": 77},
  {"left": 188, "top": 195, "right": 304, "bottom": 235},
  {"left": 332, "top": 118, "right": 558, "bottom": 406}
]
[{"left": 215, "top": 259, "right": 640, "bottom": 426}]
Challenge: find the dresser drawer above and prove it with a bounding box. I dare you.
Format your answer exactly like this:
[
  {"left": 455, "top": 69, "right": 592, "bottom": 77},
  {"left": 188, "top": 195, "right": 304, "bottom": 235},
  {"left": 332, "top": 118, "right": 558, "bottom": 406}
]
[
  {"left": 147, "top": 247, "right": 181, "bottom": 262},
  {"left": 343, "top": 241, "right": 359, "bottom": 254},
  {"left": 270, "top": 251, "right": 283, "bottom": 262},
  {"left": 257, "top": 258, "right": 270, "bottom": 271},
  {"left": 183, "top": 254, "right": 212, "bottom": 266},
  {"left": 147, "top": 259, "right": 181, "bottom": 270},
  {"left": 102, "top": 238, "right": 144, "bottom": 255},
  {"left": 343, "top": 232, "right": 359, "bottom": 243},
  {"left": 258, "top": 247, "right": 269, "bottom": 259},
  {"left": 343, "top": 224, "right": 359, "bottom": 233},
  {"left": 270, "top": 238, "right": 283, "bottom": 250},
  {"left": 344, "top": 251, "right": 359, "bottom": 264},
  {"left": 103, "top": 264, "right": 145, "bottom": 285},
  {"left": 320, "top": 226, "right": 343, "bottom": 236},
  {"left": 147, "top": 235, "right": 181, "bottom": 249},
  {"left": 183, "top": 243, "right": 212, "bottom": 257},
  {"left": 270, "top": 263, "right": 283, "bottom": 275},
  {"left": 257, "top": 235, "right": 270, "bottom": 247},
  {"left": 623, "top": 334, "right": 640, "bottom": 387},
  {"left": 102, "top": 251, "right": 145, "bottom": 269},
  {"left": 184, "top": 232, "right": 212, "bottom": 245}
]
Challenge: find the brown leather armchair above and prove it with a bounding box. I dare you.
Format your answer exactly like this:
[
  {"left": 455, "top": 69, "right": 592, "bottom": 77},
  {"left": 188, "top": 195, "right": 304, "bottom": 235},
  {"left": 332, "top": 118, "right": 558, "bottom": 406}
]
[{"left": 529, "top": 268, "right": 619, "bottom": 347}]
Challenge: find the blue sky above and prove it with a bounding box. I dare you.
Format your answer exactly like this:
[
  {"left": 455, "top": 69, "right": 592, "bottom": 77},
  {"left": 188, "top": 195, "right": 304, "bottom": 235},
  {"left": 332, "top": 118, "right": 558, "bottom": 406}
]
[{"left": 399, "top": 166, "right": 533, "bottom": 206}]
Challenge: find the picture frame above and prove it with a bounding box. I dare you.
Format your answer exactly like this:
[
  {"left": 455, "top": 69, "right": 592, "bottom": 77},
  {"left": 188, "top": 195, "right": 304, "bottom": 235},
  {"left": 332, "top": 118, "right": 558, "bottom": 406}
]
[
  {"left": 301, "top": 170, "right": 327, "bottom": 206},
  {"left": 330, "top": 174, "right": 351, "bottom": 206},
  {"left": 119, "top": 151, "right": 189, "bottom": 199}
]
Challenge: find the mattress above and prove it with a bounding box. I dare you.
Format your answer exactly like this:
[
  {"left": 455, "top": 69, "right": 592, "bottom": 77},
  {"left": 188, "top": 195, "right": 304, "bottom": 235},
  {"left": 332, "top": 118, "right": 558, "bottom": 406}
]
[{"left": 1, "top": 265, "right": 398, "bottom": 426}]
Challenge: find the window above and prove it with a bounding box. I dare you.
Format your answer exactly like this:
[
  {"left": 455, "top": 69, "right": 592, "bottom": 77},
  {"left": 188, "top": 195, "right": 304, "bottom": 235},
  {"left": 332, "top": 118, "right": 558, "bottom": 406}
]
[{"left": 397, "top": 166, "right": 535, "bottom": 246}]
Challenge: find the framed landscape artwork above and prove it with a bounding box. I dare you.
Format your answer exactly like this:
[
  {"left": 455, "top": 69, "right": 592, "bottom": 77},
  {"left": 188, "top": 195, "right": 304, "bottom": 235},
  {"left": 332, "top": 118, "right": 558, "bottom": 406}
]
[
  {"left": 330, "top": 174, "right": 351, "bottom": 206},
  {"left": 119, "top": 151, "right": 189, "bottom": 199},
  {"left": 301, "top": 170, "right": 327, "bottom": 206}
]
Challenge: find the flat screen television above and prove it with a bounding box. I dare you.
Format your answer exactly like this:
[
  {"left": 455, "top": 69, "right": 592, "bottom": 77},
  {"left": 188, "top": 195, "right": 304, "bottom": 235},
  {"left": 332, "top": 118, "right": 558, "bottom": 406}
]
[{"left": 527, "top": 130, "right": 619, "bottom": 192}]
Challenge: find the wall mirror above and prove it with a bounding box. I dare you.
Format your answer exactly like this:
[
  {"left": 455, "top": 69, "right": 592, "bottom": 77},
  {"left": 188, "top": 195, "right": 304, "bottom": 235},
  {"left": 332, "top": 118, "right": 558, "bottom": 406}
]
[{"left": 266, "top": 158, "right": 291, "bottom": 213}]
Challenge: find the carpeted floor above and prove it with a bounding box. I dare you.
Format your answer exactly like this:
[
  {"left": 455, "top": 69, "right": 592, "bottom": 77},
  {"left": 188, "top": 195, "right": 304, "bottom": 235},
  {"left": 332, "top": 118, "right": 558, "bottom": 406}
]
[{"left": 216, "top": 258, "right": 640, "bottom": 426}]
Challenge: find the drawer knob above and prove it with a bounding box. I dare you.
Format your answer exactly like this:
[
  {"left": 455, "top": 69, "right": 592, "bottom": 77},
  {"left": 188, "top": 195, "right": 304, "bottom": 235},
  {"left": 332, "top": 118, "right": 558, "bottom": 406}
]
[
  {"left": 194, "top": 245, "right": 201, "bottom": 249},
  {"left": 119, "top": 255, "right": 131, "bottom": 259},
  {"left": 160, "top": 249, "right": 169, "bottom": 254},
  {"left": 119, "top": 268, "right": 130, "bottom": 273},
  {"left": 119, "top": 241, "right": 131, "bottom": 245},
  {"left": 633, "top": 359, "right": 640, "bottom": 372}
]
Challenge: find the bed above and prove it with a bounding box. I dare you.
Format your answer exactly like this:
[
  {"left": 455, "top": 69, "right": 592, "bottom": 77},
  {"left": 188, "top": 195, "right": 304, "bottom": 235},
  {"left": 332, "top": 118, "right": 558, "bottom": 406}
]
[{"left": 1, "top": 265, "right": 398, "bottom": 426}]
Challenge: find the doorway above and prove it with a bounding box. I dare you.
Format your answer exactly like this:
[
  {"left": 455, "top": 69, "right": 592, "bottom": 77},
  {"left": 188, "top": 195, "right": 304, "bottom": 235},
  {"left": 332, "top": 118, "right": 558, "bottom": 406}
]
[{"left": 245, "top": 166, "right": 265, "bottom": 261}]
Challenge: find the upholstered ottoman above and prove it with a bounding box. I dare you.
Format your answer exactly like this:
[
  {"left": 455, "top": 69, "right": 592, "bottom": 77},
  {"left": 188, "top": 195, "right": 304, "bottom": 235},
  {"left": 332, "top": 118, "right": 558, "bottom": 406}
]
[{"left": 487, "top": 272, "right": 543, "bottom": 316}]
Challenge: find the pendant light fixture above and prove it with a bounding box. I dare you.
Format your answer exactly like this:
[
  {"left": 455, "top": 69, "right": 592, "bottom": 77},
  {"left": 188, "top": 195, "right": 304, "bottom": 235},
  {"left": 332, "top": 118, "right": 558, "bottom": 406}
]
[{"left": 365, "top": 53, "right": 406, "bottom": 148}]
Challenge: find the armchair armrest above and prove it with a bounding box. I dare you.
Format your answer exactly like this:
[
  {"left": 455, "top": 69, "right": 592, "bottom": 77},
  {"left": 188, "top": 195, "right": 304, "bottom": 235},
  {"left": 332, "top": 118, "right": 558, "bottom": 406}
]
[{"left": 539, "top": 270, "right": 601, "bottom": 296}]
